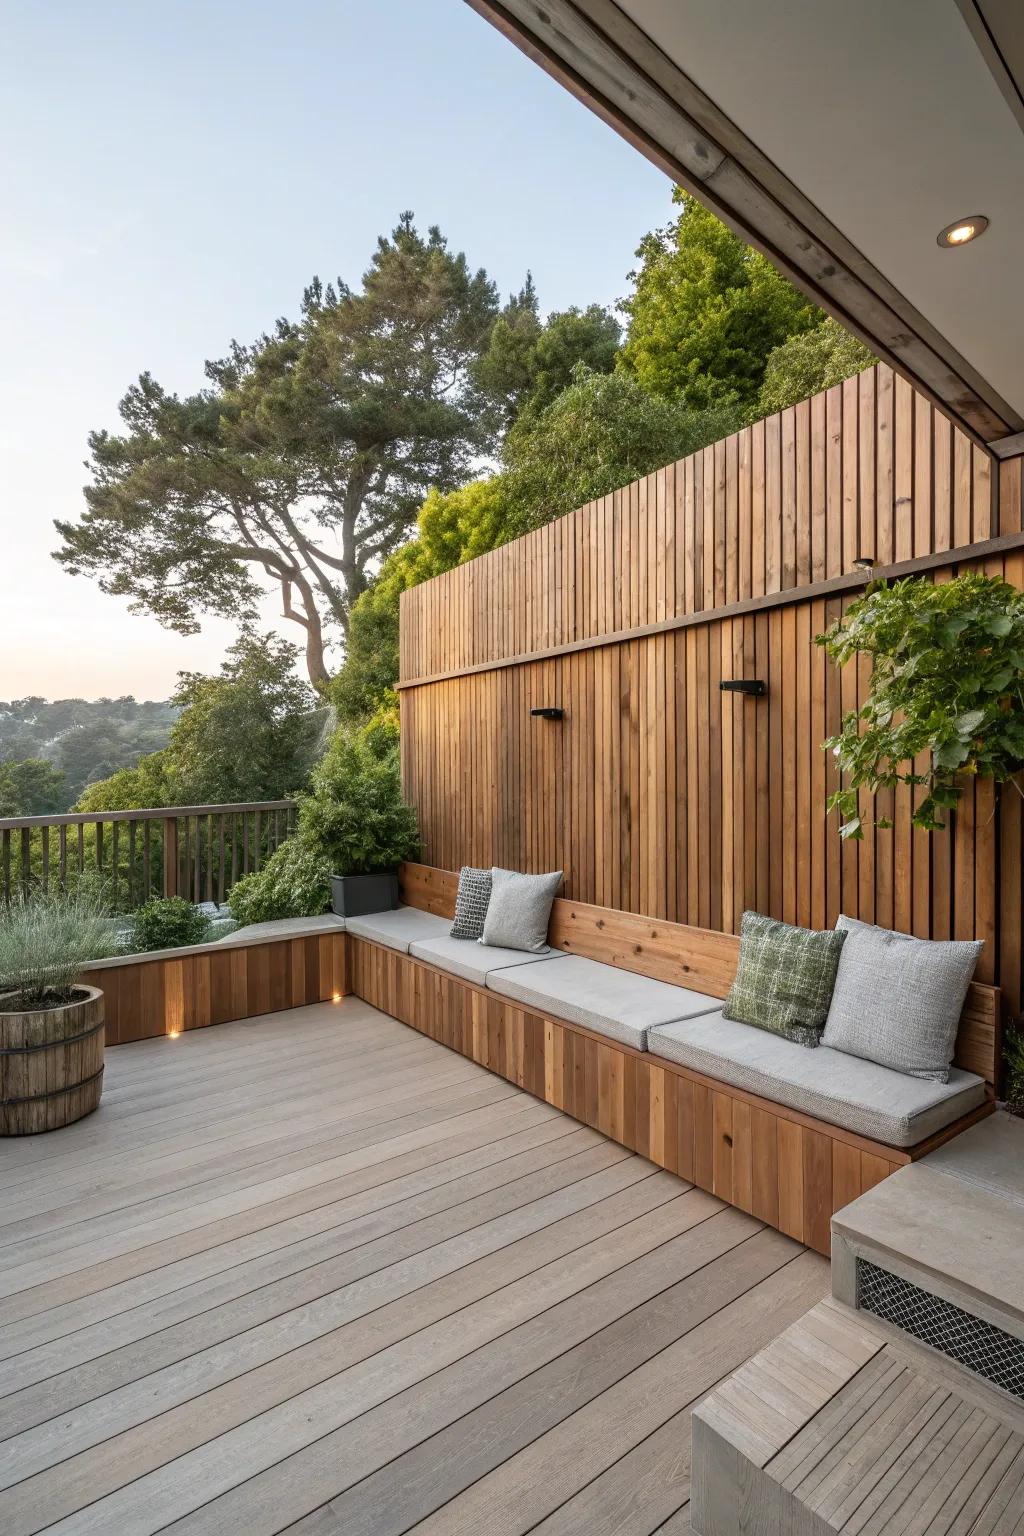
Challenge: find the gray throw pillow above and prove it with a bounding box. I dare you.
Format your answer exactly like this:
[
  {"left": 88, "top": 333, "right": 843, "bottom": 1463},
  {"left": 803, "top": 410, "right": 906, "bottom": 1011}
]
[
  {"left": 822, "top": 915, "right": 982, "bottom": 1082},
  {"left": 450, "top": 867, "right": 492, "bottom": 941},
  {"left": 480, "top": 868, "right": 562, "bottom": 953},
  {"left": 722, "top": 911, "right": 848, "bottom": 1047}
]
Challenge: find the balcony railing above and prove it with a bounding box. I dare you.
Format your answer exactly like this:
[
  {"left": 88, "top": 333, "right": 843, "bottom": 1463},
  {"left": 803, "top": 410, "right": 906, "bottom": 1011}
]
[{"left": 0, "top": 800, "right": 298, "bottom": 911}]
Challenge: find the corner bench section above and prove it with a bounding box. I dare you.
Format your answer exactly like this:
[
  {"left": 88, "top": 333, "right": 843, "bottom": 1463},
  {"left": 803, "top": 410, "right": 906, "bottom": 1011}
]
[{"left": 343, "top": 865, "right": 999, "bottom": 1257}]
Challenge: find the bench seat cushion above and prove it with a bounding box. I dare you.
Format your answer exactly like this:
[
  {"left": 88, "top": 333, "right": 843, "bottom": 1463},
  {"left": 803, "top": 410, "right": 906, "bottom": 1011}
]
[
  {"left": 648, "top": 1013, "right": 986, "bottom": 1147},
  {"left": 486, "top": 954, "right": 722, "bottom": 1051},
  {"left": 409, "top": 935, "right": 560, "bottom": 987},
  {"left": 345, "top": 907, "right": 450, "bottom": 954}
]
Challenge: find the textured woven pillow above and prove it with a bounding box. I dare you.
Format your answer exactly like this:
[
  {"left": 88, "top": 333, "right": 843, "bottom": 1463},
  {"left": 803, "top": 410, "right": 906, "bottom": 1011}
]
[
  {"left": 480, "top": 868, "right": 562, "bottom": 953},
  {"left": 823, "top": 915, "right": 982, "bottom": 1082},
  {"left": 450, "top": 867, "right": 493, "bottom": 940},
  {"left": 722, "top": 912, "right": 848, "bottom": 1047}
]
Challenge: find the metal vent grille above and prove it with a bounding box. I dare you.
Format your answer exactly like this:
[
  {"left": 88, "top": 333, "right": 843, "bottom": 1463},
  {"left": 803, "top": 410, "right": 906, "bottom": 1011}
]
[{"left": 857, "top": 1259, "right": 1024, "bottom": 1402}]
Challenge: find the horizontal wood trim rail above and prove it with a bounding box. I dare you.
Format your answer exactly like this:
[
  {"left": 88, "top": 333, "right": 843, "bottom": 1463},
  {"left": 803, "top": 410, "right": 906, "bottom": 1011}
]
[
  {"left": 396, "top": 530, "right": 1024, "bottom": 689},
  {"left": 84, "top": 930, "right": 347, "bottom": 1046},
  {"left": 347, "top": 934, "right": 994, "bottom": 1257},
  {"left": 0, "top": 799, "right": 297, "bottom": 832},
  {"left": 398, "top": 863, "right": 1001, "bottom": 1085}
]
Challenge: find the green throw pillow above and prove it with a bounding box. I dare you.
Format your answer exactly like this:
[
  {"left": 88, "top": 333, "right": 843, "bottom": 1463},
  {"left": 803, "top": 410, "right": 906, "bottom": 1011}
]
[{"left": 723, "top": 912, "right": 848, "bottom": 1047}]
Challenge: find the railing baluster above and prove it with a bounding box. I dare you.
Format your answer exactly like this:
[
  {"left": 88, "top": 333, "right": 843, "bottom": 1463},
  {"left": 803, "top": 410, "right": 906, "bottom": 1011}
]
[{"left": 0, "top": 800, "right": 295, "bottom": 911}]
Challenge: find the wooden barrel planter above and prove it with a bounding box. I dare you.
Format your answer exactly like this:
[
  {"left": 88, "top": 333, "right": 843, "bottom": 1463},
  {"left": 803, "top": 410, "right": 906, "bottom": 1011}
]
[{"left": 0, "top": 986, "right": 105, "bottom": 1135}]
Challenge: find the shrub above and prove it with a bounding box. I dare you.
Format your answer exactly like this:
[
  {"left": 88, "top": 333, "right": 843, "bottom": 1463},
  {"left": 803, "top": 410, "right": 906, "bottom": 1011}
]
[
  {"left": 1005, "top": 1027, "right": 1024, "bottom": 1118},
  {"left": 228, "top": 839, "right": 331, "bottom": 926},
  {"left": 227, "top": 716, "right": 420, "bottom": 927},
  {"left": 0, "top": 888, "right": 114, "bottom": 1011},
  {"left": 300, "top": 723, "right": 420, "bottom": 876},
  {"left": 127, "top": 897, "right": 211, "bottom": 953}
]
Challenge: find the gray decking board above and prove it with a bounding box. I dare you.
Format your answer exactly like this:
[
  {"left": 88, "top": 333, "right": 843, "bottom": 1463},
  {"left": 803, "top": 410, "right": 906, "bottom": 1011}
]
[{"left": 0, "top": 998, "right": 828, "bottom": 1535}]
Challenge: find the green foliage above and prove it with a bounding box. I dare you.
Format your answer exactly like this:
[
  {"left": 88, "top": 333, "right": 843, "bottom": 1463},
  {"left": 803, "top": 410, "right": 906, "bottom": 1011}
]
[
  {"left": 756, "top": 317, "right": 874, "bottom": 418},
  {"left": 0, "top": 757, "right": 66, "bottom": 816},
  {"left": 0, "top": 697, "right": 176, "bottom": 809},
  {"left": 0, "top": 888, "right": 114, "bottom": 1010},
  {"left": 79, "top": 632, "right": 318, "bottom": 812},
  {"left": 619, "top": 189, "right": 820, "bottom": 410},
  {"left": 300, "top": 721, "right": 420, "bottom": 875},
  {"left": 126, "top": 897, "right": 211, "bottom": 953},
  {"left": 331, "top": 479, "right": 511, "bottom": 723},
  {"left": 228, "top": 716, "right": 418, "bottom": 926},
  {"left": 474, "top": 276, "right": 620, "bottom": 427},
  {"left": 1004, "top": 1025, "right": 1024, "bottom": 1116},
  {"left": 54, "top": 215, "right": 500, "bottom": 688},
  {"left": 227, "top": 838, "right": 332, "bottom": 925},
  {"left": 502, "top": 365, "right": 742, "bottom": 537},
  {"left": 817, "top": 573, "right": 1024, "bottom": 837}
]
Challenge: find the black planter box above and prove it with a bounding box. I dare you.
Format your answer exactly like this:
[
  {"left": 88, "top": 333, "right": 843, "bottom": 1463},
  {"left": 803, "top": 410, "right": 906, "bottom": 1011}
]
[{"left": 330, "top": 871, "right": 400, "bottom": 919}]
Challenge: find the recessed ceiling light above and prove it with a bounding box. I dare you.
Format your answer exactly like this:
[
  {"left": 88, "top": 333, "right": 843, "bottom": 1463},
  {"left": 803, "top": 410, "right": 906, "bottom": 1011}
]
[{"left": 936, "top": 216, "right": 989, "bottom": 248}]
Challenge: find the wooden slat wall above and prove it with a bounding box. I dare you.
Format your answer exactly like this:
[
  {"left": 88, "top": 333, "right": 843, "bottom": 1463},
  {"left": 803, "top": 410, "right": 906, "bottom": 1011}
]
[
  {"left": 399, "top": 366, "right": 1024, "bottom": 1023},
  {"left": 82, "top": 933, "right": 348, "bottom": 1046}
]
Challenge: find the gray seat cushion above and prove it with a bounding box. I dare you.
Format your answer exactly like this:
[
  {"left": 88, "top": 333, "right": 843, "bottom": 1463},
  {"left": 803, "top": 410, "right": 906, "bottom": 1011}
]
[
  {"left": 410, "top": 935, "right": 561, "bottom": 987},
  {"left": 648, "top": 1013, "right": 987, "bottom": 1147},
  {"left": 486, "top": 953, "right": 722, "bottom": 1051},
  {"left": 345, "top": 907, "right": 450, "bottom": 954}
]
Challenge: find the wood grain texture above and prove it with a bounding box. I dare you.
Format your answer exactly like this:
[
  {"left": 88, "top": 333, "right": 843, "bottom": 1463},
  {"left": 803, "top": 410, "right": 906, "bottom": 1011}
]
[
  {"left": 348, "top": 937, "right": 990, "bottom": 1258},
  {"left": 399, "top": 370, "right": 1023, "bottom": 1032},
  {"left": 398, "top": 864, "right": 1000, "bottom": 1084},
  {"left": 0, "top": 999, "right": 828, "bottom": 1535},
  {"left": 0, "top": 987, "right": 104, "bottom": 1136},
  {"left": 82, "top": 933, "right": 348, "bottom": 1046}
]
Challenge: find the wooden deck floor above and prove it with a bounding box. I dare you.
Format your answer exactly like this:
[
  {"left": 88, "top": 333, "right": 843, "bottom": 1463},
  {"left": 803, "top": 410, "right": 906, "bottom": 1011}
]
[{"left": 0, "top": 998, "right": 828, "bottom": 1535}]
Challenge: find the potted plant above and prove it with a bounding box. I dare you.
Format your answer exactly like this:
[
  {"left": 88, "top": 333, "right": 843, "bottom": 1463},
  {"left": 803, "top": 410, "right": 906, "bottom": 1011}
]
[
  {"left": 300, "top": 720, "right": 421, "bottom": 919},
  {"left": 0, "top": 888, "right": 114, "bottom": 1135}
]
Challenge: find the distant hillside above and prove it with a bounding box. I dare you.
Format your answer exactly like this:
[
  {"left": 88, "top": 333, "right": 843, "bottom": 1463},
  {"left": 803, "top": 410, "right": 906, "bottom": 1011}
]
[{"left": 0, "top": 697, "right": 178, "bottom": 812}]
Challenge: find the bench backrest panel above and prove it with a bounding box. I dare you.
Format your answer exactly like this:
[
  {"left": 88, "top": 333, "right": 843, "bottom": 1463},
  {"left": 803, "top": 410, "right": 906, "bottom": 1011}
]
[{"left": 398, "top": 863, "right": 1000, "bottom": 1084}]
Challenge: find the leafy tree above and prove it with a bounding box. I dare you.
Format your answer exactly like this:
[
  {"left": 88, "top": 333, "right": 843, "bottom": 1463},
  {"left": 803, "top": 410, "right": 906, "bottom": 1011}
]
[
  {"left": 756, "top": 317, "right": 874, "bottom": 418},
  {"left": 502, "top": 364, "right": 741, "bottom": 537},
  {"left": 818, "top": 573, "right": 1024, "bottom": 836},
  {"left": 55, "top": 215, "right": 500, "bottom": 689},
  {"left": 475, "top": 277, "right": 620, "bottom": 426},
  {"left": 331, "top": 479, "right": 511, "bottom": 723},
  {"left": 619, "top": 189, "right": 820, "bottom": 410},
  {"left": 164, "top": 631, "right": 318, "bottom": 805},
  {"left": 0, "top": 757, "right": 66, "bottom": 816},
  {"left": 78, "top": 632, "right": 319, "bottom": 811}
]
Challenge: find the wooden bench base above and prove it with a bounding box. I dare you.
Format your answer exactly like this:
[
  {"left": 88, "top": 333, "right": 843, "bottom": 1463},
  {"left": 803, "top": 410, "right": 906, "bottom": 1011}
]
[{"left": 347, "top": 936, "right": 992, "bottom": 1256}]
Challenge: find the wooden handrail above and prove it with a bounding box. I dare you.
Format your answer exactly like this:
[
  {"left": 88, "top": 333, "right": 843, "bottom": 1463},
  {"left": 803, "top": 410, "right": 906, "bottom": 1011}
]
[
  {"left": 0, "top": 800, "right": 299, "bottom": 909},
  {"left": 0, "top": 799, "right": 297, "bottom": 832}
]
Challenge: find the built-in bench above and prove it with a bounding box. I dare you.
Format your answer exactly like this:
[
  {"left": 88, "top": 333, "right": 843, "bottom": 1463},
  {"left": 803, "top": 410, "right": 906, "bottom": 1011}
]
[{"left": 339, "top": 863, "right": 999, "bottom": 1256}]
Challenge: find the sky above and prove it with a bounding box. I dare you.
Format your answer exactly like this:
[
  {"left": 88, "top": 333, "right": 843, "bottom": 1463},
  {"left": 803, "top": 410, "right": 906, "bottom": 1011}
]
[{"left": 0, "top": 0, "right": 669, "bottom": 701}]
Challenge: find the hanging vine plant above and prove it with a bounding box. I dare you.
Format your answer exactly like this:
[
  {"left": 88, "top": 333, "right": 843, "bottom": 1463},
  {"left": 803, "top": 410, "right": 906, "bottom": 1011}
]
[{"left": 816, "top": 571, "right": 1024, "bottom": 839}]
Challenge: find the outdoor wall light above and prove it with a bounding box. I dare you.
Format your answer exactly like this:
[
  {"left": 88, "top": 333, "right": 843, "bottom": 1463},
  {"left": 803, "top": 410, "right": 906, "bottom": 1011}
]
[
  {"left": 936, "top": 215, "right": 988, "bottom": 248},
  {"left": 719, "top": 679, "right": 766, "bottom": 698},
  {"left": 531, "top": 706, "right": 564, "bottom": 720}
]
